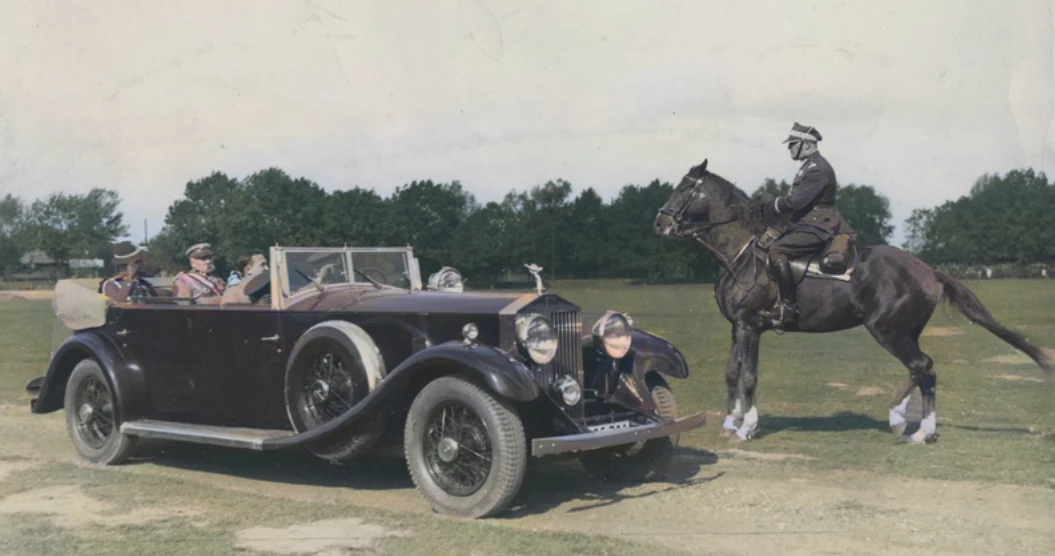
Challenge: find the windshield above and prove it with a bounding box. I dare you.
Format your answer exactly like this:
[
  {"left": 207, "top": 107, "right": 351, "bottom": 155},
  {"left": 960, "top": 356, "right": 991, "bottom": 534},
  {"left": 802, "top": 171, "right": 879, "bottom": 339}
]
[
  {"left": 351, "top": 251, "right": 412, "bottom": 289},
  {"left": 283, "top": 249, "right": 412, "bottom": 293}
]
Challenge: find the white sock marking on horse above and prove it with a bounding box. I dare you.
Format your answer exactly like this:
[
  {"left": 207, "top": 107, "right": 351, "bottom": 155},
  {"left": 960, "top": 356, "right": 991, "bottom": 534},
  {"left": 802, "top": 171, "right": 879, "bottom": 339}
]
[
  {"left": 736, "top": 406, "right": 759, "bottom": 440},
  {"left": 889, "top": 395, "right": 911, "bottom": 436},
  {"left": 725, "top": 399, "right": 743, "bottom": 431},
  {"left": 909, "top": 411, "right": 936, "bottom": 443}
]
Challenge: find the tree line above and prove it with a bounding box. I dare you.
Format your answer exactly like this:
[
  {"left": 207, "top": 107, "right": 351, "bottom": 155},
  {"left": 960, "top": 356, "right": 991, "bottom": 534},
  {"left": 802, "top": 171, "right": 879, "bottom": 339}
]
[{"left": 3, "top": 166, "right": 1050, "bottom": 285}]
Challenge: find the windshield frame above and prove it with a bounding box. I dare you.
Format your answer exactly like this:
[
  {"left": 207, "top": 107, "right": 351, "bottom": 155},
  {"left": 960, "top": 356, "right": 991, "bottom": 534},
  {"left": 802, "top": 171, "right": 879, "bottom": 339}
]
[{"left": 271, "top": 246, "right": 422, "bottom": 308}]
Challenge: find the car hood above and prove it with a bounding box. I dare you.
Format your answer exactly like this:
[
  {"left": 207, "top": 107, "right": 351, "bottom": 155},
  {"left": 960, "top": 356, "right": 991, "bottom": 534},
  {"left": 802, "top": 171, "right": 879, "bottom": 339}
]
[{"left": 285, "top": 286, "right": 540, "bottom": 315}]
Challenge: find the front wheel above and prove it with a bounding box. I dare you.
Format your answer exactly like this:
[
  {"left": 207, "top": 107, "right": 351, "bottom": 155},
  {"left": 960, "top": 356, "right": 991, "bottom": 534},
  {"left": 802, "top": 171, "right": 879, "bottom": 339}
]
[
  {"left": 579, "top": 381, "right": 677, "bottom": 482},
  {"left": 64, "top": 359, "right": 137, "bottom": 465},
  {"left": 404, "top": 376, "right": 527, "bottom": 519}
]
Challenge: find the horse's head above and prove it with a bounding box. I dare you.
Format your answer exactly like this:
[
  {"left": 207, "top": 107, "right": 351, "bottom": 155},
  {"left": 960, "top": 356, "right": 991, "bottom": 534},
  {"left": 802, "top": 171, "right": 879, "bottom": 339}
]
[{"left": 654, "top": 158, "right": 719, "bottom": 237}]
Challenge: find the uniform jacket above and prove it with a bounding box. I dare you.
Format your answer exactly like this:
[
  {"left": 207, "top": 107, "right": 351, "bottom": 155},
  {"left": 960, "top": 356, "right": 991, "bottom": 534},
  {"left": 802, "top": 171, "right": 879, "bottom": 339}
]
[
  {"left": 774, "top": 152, "right": 847, "bottom": 236},
  {"left": 173, "top": 270, "right": 226, "bottom": 301}
]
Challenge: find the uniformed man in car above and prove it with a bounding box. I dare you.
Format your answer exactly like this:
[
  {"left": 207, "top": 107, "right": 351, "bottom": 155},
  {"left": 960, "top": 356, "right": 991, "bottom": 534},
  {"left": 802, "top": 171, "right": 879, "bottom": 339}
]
[
  {"left": 171, "top": 243, "right": 226, "bottom": 303},
  {"left": 100, "top": 242, "right": 158, "bottom": 302},
  {"left": 757, "top": 122, "right": 849, "bottom": 328}
]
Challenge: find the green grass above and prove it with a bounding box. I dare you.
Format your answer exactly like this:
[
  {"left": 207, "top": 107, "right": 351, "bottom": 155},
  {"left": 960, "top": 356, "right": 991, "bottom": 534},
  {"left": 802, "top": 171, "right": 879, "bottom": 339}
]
[
  {"left": 551, "top": 279, "right": 1055, "bottom": 486},
  {"left": 2, "top": 280, "right": 1054, "bottom": 554}
]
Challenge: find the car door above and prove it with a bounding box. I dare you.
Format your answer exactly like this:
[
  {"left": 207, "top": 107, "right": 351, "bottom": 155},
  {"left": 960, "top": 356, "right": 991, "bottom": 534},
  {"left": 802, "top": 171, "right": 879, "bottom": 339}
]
[{"left": 109, "top": 304, "right": 202, "bottom": 422}]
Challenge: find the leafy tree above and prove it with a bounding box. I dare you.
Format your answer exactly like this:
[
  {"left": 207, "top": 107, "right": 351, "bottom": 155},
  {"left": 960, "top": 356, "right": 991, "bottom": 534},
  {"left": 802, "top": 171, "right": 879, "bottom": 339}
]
[
  {"left": 836, "top": 184, "right": 893, "bottom": 245},
  {"left": 0, "top": 194, "right": 25, "bottom": 277},
  {"left": 24, "top": 189, "right": 128, "bottom": 273}
]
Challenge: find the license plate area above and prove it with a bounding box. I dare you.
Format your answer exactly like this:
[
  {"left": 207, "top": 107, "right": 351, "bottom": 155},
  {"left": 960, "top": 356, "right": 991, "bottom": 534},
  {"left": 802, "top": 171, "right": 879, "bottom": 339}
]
[{"left": 587, "top": 420, "right": 631, "bottom": 433}]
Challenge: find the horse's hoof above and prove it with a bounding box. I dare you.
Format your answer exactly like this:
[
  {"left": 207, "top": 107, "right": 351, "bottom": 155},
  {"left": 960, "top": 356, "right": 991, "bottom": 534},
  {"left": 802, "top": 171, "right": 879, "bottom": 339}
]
[
  {"left": 908, "top": 430, "right": 938, "bottom": 444},
  {"left": 890, "top": 422, "right": 907, "bottom": 436}
]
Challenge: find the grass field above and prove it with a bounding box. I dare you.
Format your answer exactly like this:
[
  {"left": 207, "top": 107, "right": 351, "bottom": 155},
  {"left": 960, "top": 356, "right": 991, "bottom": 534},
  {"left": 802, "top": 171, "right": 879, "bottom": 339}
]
[{"left": 1, "top": 279, "right": 1054, "bottom": 555}]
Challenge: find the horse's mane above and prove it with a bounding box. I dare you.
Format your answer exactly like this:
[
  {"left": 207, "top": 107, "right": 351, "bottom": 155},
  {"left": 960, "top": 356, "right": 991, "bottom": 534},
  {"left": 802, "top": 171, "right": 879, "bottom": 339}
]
[{"left": 700, "top": 169, "right": 763, "bottom": 233}]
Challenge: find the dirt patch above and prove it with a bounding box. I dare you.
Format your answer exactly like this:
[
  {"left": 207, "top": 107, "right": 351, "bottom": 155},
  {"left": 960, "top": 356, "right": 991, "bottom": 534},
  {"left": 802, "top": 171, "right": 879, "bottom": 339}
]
[
  {"left": 235, "top": 518, "right": 408, "bottom": 554},
  {"left": 827, "top": 382, "right": 849, "bottom": 390},
  {"left": 922, "top": 326, "right": 963, "bottom": 337},
  {"left": 854, "top": 386, "right": 883, "bottom": 397},
  {"left": 994, "top": 374, "right": 1046, "bottom": 384},
  {"left": 985, "top": 353, "right": 1036, "bottom": 365},
  {"left": 0, "top": 460, "right": 40, "bottom": 482},
  {"left": 722, "top": 448, "right": 816, "bottom": 462},
  {"left": 0, "top": 485, "right": 204, "bottom": 529}
]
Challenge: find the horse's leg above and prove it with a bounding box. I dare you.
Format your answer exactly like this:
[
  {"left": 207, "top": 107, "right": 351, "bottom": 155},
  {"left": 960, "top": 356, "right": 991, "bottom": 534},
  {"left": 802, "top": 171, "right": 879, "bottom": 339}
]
[
  {"left": 868, "top": 331, "right": 936, "bottom": 443},
  {"left": 735, "top": 327, "right": 762, "bottom": 441},
  {"left": 888, "top": 377, "right": 916, "bottom": 436},
  {"left": 722, "top": 324, "right": 746, "bottom": 432}
]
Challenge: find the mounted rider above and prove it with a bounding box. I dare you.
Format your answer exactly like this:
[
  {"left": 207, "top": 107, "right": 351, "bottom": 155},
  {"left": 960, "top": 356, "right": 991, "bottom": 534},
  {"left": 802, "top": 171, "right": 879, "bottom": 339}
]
[{"left": 757, "top": 122, "right": 850, "bottom": 328}]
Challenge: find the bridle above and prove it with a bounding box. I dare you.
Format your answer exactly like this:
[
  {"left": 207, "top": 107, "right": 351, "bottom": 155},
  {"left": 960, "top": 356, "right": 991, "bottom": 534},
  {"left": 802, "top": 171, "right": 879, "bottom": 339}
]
[{"left": 657, "top": 174, "right": 762, "bottom": 290}]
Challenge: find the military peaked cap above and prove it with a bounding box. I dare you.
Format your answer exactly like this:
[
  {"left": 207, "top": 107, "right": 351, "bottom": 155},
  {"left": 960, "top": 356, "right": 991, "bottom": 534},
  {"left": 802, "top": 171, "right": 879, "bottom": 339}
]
[
  {"left": 185, "top": 243, "right": 214, "bottom": 259},
  {"left": 782, "top": 122, "right": 823, "bottom": 143},
  {"left": 112, "top": 241, "right": 148, "bottom": 263}
]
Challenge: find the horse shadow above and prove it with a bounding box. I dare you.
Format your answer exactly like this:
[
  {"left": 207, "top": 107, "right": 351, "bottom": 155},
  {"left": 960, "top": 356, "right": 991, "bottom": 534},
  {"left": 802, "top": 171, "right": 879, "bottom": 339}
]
[
  {"left": 125, "top": 441, "right": 724, "bottom": 517},
  {"left": 751, "top": 411, "right": 889, "bottom": 439}
]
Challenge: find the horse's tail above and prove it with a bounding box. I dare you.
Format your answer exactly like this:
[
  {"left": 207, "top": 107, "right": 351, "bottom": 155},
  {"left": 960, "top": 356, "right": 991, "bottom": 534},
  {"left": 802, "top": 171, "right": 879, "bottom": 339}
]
[{"left": 934, "top": 272, "right": 1054, "bottom": 377}]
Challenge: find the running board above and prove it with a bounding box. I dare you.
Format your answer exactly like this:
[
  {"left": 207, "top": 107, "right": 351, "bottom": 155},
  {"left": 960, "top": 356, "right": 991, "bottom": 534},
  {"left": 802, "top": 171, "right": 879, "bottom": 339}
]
[{"left": 120, "top": 420, "right": 296, "bottom": 450}]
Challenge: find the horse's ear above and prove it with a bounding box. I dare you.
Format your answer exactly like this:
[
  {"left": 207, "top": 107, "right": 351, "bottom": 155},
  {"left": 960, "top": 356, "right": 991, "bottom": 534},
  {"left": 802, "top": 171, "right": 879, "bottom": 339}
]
[{"left": 700, "top": 159, "right": 708, "bottom": 173}]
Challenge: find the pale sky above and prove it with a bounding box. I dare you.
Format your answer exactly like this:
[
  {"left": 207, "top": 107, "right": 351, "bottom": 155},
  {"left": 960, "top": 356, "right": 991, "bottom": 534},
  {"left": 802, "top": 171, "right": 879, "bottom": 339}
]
[{"left": 2, "top": 0, "right": 1053, "bottom": 245}]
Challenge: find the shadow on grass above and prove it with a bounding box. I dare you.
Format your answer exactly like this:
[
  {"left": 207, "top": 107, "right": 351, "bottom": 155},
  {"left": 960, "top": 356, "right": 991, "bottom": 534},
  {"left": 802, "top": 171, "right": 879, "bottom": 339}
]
[
  {"left": 501, "top": 446, "right": 722, "bottom": 519},
  {"left": 127, "top": 441, "right": 722, "bottom": 519},
  {"left": 752, "top": 411, "right": 889, "bottom": 439}
]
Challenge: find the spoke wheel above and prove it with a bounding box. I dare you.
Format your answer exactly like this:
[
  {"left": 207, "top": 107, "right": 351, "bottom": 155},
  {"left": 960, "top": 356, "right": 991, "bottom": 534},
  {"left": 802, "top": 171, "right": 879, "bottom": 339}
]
[
  {"left": 422, "top": 401, "right": 493, "bottom": 496},
  {"left": 285, "top": 327, "right": 386, "bottom": 465},
  {"left": 64, "top": 359, "right": 136, "bottom": 465},
  {"left": 405, "top": 376, "right": 526, "bottom": 519}
]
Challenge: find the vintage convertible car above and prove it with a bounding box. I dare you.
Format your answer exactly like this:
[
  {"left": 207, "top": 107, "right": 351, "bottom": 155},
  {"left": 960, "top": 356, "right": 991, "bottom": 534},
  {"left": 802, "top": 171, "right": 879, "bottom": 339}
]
[{"left": 26, "top": 245, "right": 705, "bottom": 518}]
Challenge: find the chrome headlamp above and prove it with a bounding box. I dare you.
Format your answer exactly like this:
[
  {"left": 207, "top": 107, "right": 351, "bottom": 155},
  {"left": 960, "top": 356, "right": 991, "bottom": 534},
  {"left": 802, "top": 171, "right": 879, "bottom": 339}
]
[
  {"left": 516, "top": 313, "right": 558, "bottom": 365},
  {"left": 592, "top": 310, "right": 632, "bottom": 359}
]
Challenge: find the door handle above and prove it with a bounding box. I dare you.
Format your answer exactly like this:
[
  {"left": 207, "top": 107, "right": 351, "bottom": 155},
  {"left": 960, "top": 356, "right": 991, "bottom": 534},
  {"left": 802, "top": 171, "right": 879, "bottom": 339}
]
[{"left": 261, "top": 334, "right": 280, "bottom": 343}]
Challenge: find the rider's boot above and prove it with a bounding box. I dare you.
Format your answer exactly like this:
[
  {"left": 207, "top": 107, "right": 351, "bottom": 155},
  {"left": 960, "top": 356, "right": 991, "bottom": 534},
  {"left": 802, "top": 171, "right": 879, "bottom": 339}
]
[{"left": 771, "top": 258, "right": 799, "bottom": 329}]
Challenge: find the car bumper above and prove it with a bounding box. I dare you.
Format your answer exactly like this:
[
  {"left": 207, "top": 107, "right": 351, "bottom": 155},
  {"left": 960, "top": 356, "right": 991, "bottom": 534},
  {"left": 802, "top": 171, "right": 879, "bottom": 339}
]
[{"left": 530, "top": 412, "right": 706, "bottom": 457}]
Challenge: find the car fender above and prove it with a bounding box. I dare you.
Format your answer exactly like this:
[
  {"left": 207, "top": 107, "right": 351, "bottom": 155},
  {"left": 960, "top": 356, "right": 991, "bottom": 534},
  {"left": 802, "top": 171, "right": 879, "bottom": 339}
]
[
  {"left": 28, "top": 332, "right": 148, "bottom": 422},
  {"left": 262, "top": 341, "right": 538, "bottom": 449},
  {"left": 627, "top": 328, "right": 690, "bottom": 381}
]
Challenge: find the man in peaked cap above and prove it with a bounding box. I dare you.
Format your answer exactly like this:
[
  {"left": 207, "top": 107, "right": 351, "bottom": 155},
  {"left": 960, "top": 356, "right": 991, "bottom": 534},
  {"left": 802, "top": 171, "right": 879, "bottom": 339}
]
[
  {"left": 756, "top": 122, "right": 850, "bottom": 329},
  {"left": 99, "top": 242, "right": 158, "bottom": 302},
  {"left": 171, "top": 242, "right": 226, "bottom": 303}
]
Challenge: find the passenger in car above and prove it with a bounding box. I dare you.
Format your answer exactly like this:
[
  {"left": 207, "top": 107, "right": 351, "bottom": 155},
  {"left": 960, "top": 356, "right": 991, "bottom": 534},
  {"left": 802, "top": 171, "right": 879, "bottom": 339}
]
[
  {"left": 171, "top": 243, "right": 226, "bottom": 304},
  {"left": 99, "top": 242, "right": 158, "bottom": 302},
  {"left": 221, "top": 252, "right": 270, "bottom": 305}
]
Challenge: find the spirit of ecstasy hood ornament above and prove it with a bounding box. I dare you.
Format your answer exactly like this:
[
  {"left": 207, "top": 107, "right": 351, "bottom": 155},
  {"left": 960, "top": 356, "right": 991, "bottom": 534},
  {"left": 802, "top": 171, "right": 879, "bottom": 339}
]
[{"left": 524, "top": 263, "right": 544, "bottom": 294}]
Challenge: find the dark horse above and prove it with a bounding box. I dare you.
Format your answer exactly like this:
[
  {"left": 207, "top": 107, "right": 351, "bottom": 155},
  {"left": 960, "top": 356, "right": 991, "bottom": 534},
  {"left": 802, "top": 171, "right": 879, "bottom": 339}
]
[{"left": 653, "top": 159, "right": 1054, "bottom": 443}]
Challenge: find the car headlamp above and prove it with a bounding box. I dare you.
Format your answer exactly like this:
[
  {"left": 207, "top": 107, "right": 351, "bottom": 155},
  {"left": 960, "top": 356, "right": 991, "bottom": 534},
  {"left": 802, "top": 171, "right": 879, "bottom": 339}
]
[
  {"left": 516, "top": 313, "right": 558, "bottom": 365},
  {"left": 553, "top": 376, "right": 582, "bottom": 406},
  {"left": 592, "top": 311, "right": 632, "bottom": 359}
]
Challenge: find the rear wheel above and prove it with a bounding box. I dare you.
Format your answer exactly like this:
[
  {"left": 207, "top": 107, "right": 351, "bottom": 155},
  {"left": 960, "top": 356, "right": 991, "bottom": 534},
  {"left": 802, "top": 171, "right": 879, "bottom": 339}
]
[
  {"left": 64, "top": 359, "right": 137, "bottom": 465},
  {"left": 404, "top": 376, "right": 527, "bottom": 519},
  {"left": 580, "top": 381, "right": 677, "bottom": 482}
]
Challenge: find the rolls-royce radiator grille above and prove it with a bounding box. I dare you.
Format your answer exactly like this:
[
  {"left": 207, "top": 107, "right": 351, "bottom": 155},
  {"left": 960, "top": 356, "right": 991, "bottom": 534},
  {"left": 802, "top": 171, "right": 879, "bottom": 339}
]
[{"left": 540, "top": 310, "right": 584, "bottom": 418}]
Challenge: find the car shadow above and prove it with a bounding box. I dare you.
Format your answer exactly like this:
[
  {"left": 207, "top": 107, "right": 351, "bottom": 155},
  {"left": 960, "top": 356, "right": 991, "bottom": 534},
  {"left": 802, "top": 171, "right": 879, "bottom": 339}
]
[
  {"left": 127, "top": 441, "right": 722, "bottom": 518},
  {"left": 751, "top": 411, "right": 889, "bottom": 439},
  {"left": 500, "top": 446, "right": 722, "bottom": 519},
  {"left": 129, "top": 441, "right": 416, "bottom": 491}
]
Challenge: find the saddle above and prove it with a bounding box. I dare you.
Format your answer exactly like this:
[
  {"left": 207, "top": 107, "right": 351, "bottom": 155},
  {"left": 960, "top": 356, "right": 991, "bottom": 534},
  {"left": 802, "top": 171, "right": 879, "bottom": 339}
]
[{"left": 759, "top": 226, "right": 858, "bottom": 284}]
